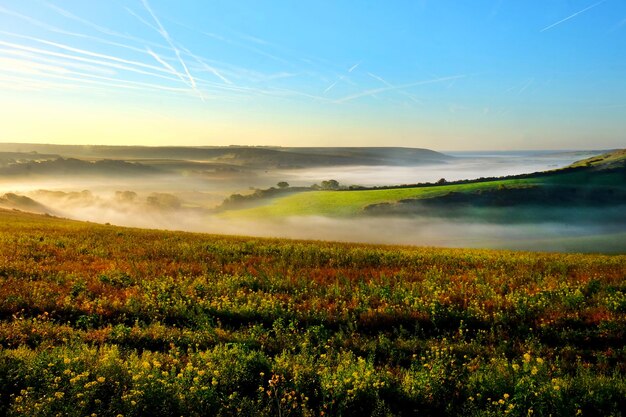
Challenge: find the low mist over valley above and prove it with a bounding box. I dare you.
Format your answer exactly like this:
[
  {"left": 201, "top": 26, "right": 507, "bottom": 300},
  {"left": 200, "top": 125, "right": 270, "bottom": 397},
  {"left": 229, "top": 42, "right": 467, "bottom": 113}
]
[{"left": 0, "top": 143, "right": 623, "bottom": 253}]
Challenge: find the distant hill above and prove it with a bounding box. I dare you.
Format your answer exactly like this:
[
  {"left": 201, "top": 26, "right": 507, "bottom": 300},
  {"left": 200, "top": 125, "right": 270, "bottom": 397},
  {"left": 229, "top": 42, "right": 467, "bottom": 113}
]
[
  {"left": 0, "top": 157, "right": 161, "bottom": 177},
  {"left": 0, "top": 144, "right": 451, "bottom": 169}
]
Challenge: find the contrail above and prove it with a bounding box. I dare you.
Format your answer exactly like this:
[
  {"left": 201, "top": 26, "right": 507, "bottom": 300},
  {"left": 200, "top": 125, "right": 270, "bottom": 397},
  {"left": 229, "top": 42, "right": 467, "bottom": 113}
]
[
  {"left": 0, "top": 65, "right": 188, "bottom": 94},
  {"left": 141, "top": 0, "right": 197, "bottom": 90},
  {"left": 0, "top": 47, "right": 115, "bottom": 76},
  {"left": 43, "top": 1, "right": 168, "bottom": 50},
  {"left": 0, "top": 39, "right": 183, "bottom": 84},
  {"left": 169, "top": 18, "right": 292, "bottom": 67},
  {"left": 540, "top": 0, "right": 608, "bottom": 32},
  {"left": 177, "top": 44, "right": 232, "bottom": 85},
  {"left": 323, "top": 80, "right": 339, "bottom": 94},
  {"left": 44, "top": 1, "right": 123, "bottom": 38},
  {"left": 146, "top": 47, "right": 190, "bottom": 86},
  {"left": 0, "top": 4, "right": 175, "bottom": 61},
  {"left": 335, "top": 74, "right": 466, "bottom": 103},
  {"left": 367, "top": 72, "right": 421, "bottom": 103},
  {"left": 124, "top": 6, "right": 160, "bottom": 33},
  {"left": 348, "top": 61, "right": 361, "bottom": 73},
  {"left": 518, "top": 78, "right": 534, "bottom": 95},
  {"left": 129, "top": 6, "right": 216, "bottom": 89},
  {"left": 0, "top": 31, "right": 177, "bottom": 76}
]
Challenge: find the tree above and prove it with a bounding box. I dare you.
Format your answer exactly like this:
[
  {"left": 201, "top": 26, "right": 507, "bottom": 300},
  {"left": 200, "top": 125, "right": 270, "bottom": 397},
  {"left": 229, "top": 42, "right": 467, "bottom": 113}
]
[
  {"left": 321, "top": 179, "right": 340, "bottom": 190},
  {"left": 277, "top": 181, "right": 289, "bottom": 189},
  {"left": 436, "top": 178, "right": 447, "bottom": 185}
]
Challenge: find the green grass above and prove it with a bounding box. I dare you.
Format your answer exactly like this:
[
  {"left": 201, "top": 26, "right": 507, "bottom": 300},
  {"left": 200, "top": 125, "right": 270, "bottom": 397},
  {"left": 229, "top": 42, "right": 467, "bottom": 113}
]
[
  {"left": 222, "top": 179, "right": 529, "bottom": 218},
  {"left": 568, "top": 149, "right": 626, "bottom": 169},
  {"left": 222, "top": 147, "right": 626, "bottom": 219},
  {"left": 222, "top": 168, "right": 625, "bottom": 218}
]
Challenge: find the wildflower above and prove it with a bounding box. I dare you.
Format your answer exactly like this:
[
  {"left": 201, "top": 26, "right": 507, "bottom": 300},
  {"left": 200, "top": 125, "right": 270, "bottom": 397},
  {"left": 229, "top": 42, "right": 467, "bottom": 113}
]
[
  {"left": 523, "top": 353, "right": 531, "bottom": 363},
  {"left": 503, "top": 393, "right": 510, "bottom": 399},
  {"left": 97, "top": 377, "right": 106, "bottom": 383},
  {"left": 531, "top": 367, "right": 538, "bottom": 375}
]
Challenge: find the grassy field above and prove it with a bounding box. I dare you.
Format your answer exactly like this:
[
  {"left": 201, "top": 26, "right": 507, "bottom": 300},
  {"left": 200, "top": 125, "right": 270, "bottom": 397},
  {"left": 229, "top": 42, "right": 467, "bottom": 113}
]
[
  {"left": 221, "top": 179, "right": 526, "bottom": 217},
  {"left": 1, "top": 208, "right": 625, "bottom": 416},
  {"left": 221, "top": 167, "right": 625, "bottom": 218}
]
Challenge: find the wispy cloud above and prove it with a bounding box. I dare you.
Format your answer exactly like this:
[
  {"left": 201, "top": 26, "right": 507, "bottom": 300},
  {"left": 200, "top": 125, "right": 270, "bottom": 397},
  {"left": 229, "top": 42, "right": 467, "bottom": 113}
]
[
  {"left": 348, "top": 61, "right": 361, "bottom": 73},
  {"left": 44, "top": 1, "right": 123, "bottom": 38},
  {"left": 0, "top": 4, "right": 178, "bottom": 63},
  {"left": 140, "top": 0, "right": 197, "bottom": 92},
  {"left": 367, "top": 72, "right": 422, "bottom": 104},
  {"left": 0, "top": 37, "right": 182, "bottom": 84},
  {"left": 0, "top": 57, "right": 189, "bottom": 95},
  {"left": 1, "top": 2, "right": 360, "bottom": 106},
  {"left": 517, "top": 78, "right": 535, "bottom": 95},
  {"left": 540, "top": 0, "right": 608, "bottom": 32},
  {"left": 124, "top": 6, "right": 160, "bottom": 33},
  {"left": 146, "top": 47, "right": 190, "bottom": 86},
  {"left": 323, "top": 62, "right": 362, "bottom": 94},
  {"left": 323, "top": 80, "right": 339, "bottom": 94},
  {"left": 177, "top": 43, "right": 232, "bottom": 85},
  {"left": 0, "top": 47, "right": 116, "bottom": 76},
  {"left": 334, "top": 74, "right": 466, "bottom": 103}
]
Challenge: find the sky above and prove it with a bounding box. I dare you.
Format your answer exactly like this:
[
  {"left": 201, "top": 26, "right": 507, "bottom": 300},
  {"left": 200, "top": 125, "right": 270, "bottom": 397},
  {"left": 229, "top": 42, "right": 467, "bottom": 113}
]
[{"left": 0, "top": 0, "right": 625, "bottom": 150}]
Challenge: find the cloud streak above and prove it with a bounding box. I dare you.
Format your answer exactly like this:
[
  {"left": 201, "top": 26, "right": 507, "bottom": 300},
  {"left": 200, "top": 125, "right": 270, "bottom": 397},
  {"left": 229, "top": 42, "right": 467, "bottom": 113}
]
[
  {"left": 540, "top": 0, "right": 608, "bottom": 32},
  {"left": 0, "top": 36, "right": 184, "bottom": 85},
  {"left": 367, "top": 72, "right": 421, "bottom": 104},
  {"left": 140, "top": 0, "right": 198, "bottom": 92},
  {"left": 334, "top": 74, "right": 466, "bottom": 103}
]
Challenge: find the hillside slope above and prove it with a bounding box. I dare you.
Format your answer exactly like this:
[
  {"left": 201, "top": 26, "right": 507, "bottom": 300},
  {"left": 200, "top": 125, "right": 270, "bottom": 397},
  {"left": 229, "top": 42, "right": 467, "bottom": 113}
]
[
  {"left": 0, "top": 208, "right": 625, "bottom": 416},
  {"left": 222, "top": 149, "right": 626, "bottom": 218},
  {"left": 0, "top": 144, "right": 451, "bottom": 169}
]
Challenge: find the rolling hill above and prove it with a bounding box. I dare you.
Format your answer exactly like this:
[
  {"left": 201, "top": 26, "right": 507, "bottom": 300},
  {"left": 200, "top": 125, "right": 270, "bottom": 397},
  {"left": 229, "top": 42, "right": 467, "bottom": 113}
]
[
  {"left": 220, "top": 149, "right": 626, "bottom": 219},
  {"left": 0, "top": 144, "right": 451, "bottom": 169}
]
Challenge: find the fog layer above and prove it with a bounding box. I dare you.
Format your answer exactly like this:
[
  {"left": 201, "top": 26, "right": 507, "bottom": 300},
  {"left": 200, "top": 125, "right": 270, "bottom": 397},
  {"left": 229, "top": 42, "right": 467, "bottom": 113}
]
[{"left": 1, "top": 149, "right": 623, "bottom": 253}]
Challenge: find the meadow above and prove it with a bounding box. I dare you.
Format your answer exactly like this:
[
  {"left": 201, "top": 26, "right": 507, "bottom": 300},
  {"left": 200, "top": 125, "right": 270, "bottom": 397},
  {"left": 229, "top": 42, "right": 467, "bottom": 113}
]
[
  {"left": 0, "top": 208, "right": 625, "bottom": 416},
  {"left": 220, "top": 163, "right": 625, "bottom": 219}
]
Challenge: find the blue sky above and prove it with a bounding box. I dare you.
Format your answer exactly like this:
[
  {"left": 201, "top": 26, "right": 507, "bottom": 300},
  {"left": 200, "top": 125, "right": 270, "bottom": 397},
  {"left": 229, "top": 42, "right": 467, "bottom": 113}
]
[{"left": 0, "top": 0, "right": 625, "bottom": 149}]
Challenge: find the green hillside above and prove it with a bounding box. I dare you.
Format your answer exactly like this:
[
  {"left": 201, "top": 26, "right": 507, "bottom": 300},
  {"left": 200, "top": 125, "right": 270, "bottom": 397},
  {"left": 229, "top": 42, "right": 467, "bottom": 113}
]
[
  {"left": 222, "top": 150, "right": 626, "bottom": 218},
  {"left": 568, "top": 149, "right": 626, "bottom": 169}
]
